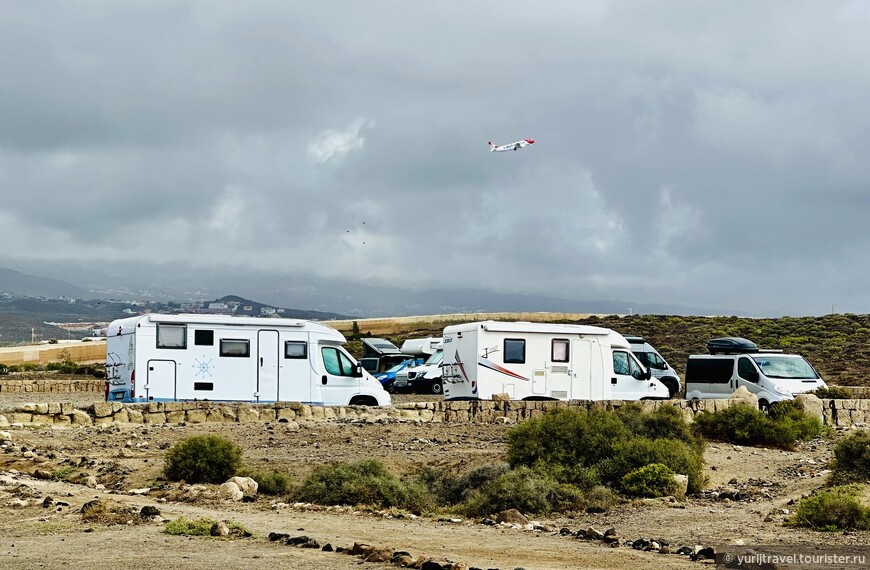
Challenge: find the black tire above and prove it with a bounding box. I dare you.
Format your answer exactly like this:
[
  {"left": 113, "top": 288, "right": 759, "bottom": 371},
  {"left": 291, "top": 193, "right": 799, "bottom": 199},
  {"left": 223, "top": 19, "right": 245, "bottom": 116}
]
[
  {"left": 430, "top": 379, "right": 443, "bottom": 394},
  {"left": 662, "top": 379, "right": 679, "bottom": 399},
  {"left": 758, "top": 399, "right": 770, "bottom": 414}
]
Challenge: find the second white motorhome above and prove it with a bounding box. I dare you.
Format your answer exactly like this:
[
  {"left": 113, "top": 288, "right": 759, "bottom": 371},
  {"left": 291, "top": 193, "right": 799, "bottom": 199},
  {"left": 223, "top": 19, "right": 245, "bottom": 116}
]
[
  {"left": 441, "top": 321, "right": 668, "bottom": 401},
  {"left": 105, "top": 314, "right": 391, "bottom": 407}
]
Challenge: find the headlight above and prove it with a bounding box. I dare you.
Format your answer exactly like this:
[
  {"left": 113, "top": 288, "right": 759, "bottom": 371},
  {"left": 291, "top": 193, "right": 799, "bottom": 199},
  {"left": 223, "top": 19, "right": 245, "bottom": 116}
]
[
  {"left": 417, "top": 370, "right": 428, "bottom": 380},
  {"left": 774, "top": 384, "right": 792, "bottom": 396}
]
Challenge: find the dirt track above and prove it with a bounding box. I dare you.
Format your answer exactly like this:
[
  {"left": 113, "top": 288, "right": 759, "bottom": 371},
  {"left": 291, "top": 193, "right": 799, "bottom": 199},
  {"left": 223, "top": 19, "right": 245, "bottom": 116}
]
[{"left": 1, "top": 390, "right": 868, "bottom": 570}]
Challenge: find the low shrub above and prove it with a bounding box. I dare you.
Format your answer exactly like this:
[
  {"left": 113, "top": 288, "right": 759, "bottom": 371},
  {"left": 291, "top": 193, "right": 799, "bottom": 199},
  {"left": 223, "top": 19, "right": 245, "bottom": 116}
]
[
  {"left": 295, "top": 459, "right": 431, "bottom": 513},
  {"left": 692, "top": 402, "right": 822, "bottom": 450},
  {"left": 789, "top": 485, "right": 870, "bottom": 531},
  {"left": 462, "top": 466, "right": 585, "bottom": 516},
  {"left": 80, "top": 499, "right": 142, "bottom": 525},
  {"left": 598, "top": 437, "right": 706, "bottom": 494},
  {"left": 583, "top": 485, "right": 619, "bottom": 513},
  {"left": 164, "top": 435, "right": 243, "bottom": 484},
  {"left": 163, "top": 517, "right": 252, "bottom": 537},
  {"left": 418, "top": 463, "right": 509, "bottom": 506},
  {"left": 620, "top": 463, "right": 680, "bottom": 498},
  {"left": 51, "top": 466, "right": 77, "bottom": 481},
  {"left": 507, "top": 406, "right": 707, "bottom": 497},
  {"left": 813, "top": 386, "right": 853, "bottom": 399},
  {"left": 831, "top": 430, "right": 870, "bottom": 484},
  {"left": 245, "top": 470, "right": 293, "bottom": 496}
]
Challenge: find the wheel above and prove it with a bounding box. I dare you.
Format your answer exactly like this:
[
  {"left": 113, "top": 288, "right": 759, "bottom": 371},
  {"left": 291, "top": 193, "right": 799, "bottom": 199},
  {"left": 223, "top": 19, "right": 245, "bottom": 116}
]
[
  {"left": 383, "top": 379, "right": 395, "bottom": 393},
  {"left": 430, "top": 379, "right": 443, "bottom": 394},
  {"left": 758, "top": 399, "right": 770, "bottom": 414},
  {"left": 662, "top": 379, "right": 679, "bottom": 399}
]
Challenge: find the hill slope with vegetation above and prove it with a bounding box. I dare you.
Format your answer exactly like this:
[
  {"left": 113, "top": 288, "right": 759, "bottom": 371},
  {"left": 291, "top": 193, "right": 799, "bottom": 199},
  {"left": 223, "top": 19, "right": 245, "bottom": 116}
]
[{"left": 349, "top": 313, "right": 870, "bottom": 387}]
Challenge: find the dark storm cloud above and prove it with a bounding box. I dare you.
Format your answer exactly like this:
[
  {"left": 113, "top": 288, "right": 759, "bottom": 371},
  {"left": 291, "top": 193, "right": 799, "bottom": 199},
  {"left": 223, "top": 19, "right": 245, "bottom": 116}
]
[{"left": 1, "top": 1, "right": 868, "bottom": 315}]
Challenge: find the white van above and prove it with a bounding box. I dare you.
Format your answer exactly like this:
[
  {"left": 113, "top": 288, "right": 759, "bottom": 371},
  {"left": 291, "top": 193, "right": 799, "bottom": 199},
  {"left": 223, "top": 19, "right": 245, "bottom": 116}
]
[
  {"left": 441, "top": 321, "right": 668, "bottom": 401},
  {"left": 684, "top": 337, "right": 826, "bottom": 412},
  {"left": 624, "top": 336, "right": 682, "bottom": 398},
  {"left": 104, "top": 314, "right": 391, "bottom": 407}
]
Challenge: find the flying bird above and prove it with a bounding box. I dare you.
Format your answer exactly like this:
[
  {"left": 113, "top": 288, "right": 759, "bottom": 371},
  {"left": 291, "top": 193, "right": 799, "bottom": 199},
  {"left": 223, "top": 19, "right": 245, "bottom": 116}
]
[{"left": 488, "top": 139, "right": 535, "bottom": 152}]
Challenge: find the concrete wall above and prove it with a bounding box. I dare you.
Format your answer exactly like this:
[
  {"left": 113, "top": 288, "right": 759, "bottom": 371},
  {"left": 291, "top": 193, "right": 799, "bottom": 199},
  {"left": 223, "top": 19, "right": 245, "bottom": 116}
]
[
  {"left": 1, "top": 396, "right": 867, "bottom": 429},
  {"left": 0, "top": 342, "right": 106, "bottom": 366}
]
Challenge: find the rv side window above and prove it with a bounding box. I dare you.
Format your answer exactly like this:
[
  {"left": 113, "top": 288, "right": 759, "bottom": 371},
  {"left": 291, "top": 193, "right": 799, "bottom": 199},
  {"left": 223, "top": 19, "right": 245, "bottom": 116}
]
[
  {"left": 322, "top": 347, "right": 356, "bottom": 376},
  {"left": 220, "top": 339, "right": 250, "bottom": 357},
  {"left": 194, "top": 330, "right": 214, "bottom": 346},
  {"left": 551, "top": 339, "right": 569, "bottom": 363},
  {"left": 284, "top": 341, "right": 307, "bottom": 359},
  {"left": 156, "top": 324, "right": 186, "bottom": 349},
  {"left": 504, "top": 339, "right": 526, "bottom": 364}
]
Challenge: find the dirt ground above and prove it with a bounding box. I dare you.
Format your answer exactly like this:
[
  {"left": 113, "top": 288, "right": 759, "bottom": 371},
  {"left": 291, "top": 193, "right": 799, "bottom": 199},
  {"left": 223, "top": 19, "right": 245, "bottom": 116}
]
[{"left": 1, "top": 390, "right": 868, "bottom": 570}]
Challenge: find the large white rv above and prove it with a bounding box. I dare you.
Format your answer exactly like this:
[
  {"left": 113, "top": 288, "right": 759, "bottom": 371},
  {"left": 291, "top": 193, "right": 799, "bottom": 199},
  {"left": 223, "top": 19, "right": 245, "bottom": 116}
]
[
  {"left": 441, "top": 321, "right": 669, "bottom": 401},
  {"left": 104, "top": 314, "right": 391, "bottom": 406}
]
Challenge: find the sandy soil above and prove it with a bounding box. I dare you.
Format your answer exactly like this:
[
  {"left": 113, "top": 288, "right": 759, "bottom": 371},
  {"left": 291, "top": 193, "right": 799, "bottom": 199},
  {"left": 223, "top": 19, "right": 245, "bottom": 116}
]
[{"left": 1, "top": 390, "right": 867, "bottom": 570}]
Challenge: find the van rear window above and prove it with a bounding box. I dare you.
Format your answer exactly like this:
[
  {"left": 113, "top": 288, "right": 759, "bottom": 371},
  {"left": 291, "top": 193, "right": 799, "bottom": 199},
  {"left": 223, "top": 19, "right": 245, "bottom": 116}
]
[{"left": 686, "top": 358, "right": 733, "bottom": 384}]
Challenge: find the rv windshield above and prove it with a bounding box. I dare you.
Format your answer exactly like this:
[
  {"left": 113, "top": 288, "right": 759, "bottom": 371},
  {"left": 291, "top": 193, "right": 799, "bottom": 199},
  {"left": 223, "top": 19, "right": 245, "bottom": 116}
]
[
  {"left": 751, "top": 355, "right": 819, "bottom": 380},
  {"left": 424, "top": 351, "right": 443, "bottom": 366}
]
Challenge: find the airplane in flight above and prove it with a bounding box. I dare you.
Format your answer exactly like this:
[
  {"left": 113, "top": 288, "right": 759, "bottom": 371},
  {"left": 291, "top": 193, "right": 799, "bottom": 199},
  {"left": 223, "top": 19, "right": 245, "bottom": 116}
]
[{"left": 488, "top": 138, "right": 535, "bottom": 152}]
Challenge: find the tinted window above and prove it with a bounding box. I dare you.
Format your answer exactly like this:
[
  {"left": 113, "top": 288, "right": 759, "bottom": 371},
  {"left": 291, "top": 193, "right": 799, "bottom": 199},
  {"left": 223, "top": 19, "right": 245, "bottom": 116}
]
[
  {"left": 156, "top": 324, "right": 186, "bottom": 349},
  {"left": 686, "top": 358, "right": 733, "bottom": 384},
  {"left": 551, "top": 339, "right": 569, "bottom": 363},
  {"left": 284, "top": 341, "right": 307, "bottom": 359},
  {"left": 504, "top": 339, "right": 525, "bottom": 364},
  {"left": 220, "top": 339, "right": 250, "bottom": 357},
  {"left": 194, "top": 330, "right": 214, "bottom": 346},
  {"left": 738, "top": 357, "right": 757, "bottom": 381}
]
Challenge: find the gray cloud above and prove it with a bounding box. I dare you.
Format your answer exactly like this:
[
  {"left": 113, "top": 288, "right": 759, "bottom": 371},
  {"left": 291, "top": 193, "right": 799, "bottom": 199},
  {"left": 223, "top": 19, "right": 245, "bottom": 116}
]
[{"left": 1, "top": 1, "right": 869, "bottom": 316}]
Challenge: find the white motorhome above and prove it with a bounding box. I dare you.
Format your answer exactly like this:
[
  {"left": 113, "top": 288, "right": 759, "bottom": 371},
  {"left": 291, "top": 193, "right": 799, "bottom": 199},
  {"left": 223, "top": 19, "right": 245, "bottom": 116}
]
[
  {"left": 441, "top": 321, "right": 668, "bottom": 401},
  {"left": 104, "top": 314, "right": 390, "bottom": 406}
]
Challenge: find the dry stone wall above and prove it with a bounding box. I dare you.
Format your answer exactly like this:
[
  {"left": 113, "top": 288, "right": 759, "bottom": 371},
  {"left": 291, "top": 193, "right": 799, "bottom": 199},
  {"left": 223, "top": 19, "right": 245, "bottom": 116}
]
[
  {"left": 0, "top": 396, "right": 868, "bottom": 429},
  {"left": 0, "top": 376, "right": 104, "bottom": 393}
]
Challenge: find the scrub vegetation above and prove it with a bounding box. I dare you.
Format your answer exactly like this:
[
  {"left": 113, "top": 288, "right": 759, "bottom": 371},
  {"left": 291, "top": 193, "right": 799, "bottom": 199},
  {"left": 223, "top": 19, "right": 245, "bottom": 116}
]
[
  {"left": 692, "top": 401, "right": 825, "bottom": 449},
  {"left": 163, "top": 435, "right": 243, "bottom": 484}
]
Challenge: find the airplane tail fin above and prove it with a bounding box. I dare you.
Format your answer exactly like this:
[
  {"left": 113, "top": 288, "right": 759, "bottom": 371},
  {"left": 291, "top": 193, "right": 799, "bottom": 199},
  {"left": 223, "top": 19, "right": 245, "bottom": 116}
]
[{"left": 488, "top": 141, "right": 495, "bottom": 151}]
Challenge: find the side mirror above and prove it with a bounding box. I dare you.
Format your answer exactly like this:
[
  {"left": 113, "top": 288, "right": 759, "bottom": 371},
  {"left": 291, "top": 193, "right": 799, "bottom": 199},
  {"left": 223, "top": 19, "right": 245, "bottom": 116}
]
[
  {"left": 747, "top": 370, "right": 759, "bottom": 383},
  {"left": 353, "top": 363, "right": 363, "bottom": 378}
]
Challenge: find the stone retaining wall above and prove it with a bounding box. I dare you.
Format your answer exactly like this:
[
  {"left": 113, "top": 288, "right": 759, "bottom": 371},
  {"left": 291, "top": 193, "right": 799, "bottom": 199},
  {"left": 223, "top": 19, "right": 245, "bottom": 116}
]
[
  {"left": 0, "top": 377, "right": 104, "bottom": 393},
  {"left": 0, "top": 397, "right": 867, "bottom": 429}
]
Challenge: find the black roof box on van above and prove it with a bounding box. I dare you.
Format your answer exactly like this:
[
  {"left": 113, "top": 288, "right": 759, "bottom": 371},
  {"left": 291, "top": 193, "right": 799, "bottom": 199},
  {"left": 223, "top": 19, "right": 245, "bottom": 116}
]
[
  {"left": 706, "top": 337, "right": 758, "bottom": 354},
  {"left": 624, "top": 335, "right": 645, "bottom": 344}
]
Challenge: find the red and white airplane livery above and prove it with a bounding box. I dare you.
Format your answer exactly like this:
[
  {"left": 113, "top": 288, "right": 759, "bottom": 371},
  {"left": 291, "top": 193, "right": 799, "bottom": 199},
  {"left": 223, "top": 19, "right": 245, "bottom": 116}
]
[{"left": 488, "top": 138, "right": 535, "bottom": 152}]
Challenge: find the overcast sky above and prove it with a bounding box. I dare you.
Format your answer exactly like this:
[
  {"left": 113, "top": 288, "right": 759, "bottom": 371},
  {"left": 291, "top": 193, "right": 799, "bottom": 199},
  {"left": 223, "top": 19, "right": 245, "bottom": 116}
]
[{"left": 1, "top": 1, "right": 869, "bottom": 316}]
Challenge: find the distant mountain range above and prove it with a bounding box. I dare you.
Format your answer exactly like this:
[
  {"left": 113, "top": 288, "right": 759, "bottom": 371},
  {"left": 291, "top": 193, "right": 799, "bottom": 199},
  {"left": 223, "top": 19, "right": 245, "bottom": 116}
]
[
  {"left": 0, "top": 267, "right": 89, "bottom": 299},
  {"left": 0, "top": 262, "right": 729, "bottom": 318}
]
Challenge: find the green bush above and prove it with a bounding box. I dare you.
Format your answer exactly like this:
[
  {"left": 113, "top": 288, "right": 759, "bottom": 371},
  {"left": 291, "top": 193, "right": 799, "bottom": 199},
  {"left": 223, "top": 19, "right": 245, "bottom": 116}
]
[
  {"left": 831, "top": 430, "right": 870, "bottom": 484},
  {"left": 692, "top": 402, "right": 822, "bottom": 450},
  {"left": 163, "top": 435, "right": 243, "bottom": 484},
  {"left": 163, "top": 517, "right": 252, "bottom": 537},
  {"left": 51, "top": 466, "right": 77, "bottom": 481},
  {"left": 789, "top": 485, "right": 870, "bottom": 531},
  {"left": 244, "top": 470, "right": 293, "bottom": 495},
  {"left": 295, "top": 459, "right": 431, "bottom": 513},
  {"left": 583, "top": 485, "right": 619, "bottom": 513},
  {"left": 814, "top": 386, "right": 853, "bottom": 399},
  {"left": 507, "top": 406, "right": 706, "bottom": 495},
  {"left": 620, "top": 463, "right": 679, "bottom": 498},
  {"left": 462, "top": 466, "right": 585, "bottom": 516},
  {"left": 598, "top": 437, "right": 706, "bottom": 494},
  {"left": 418, "top": 463, "right": 509, "bottom": 506}
]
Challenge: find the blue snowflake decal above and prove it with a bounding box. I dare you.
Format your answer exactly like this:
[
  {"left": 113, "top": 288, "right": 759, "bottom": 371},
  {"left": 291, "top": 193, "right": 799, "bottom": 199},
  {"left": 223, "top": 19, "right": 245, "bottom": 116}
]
[{"left": 193, "top": 357, "right": 214, "bottom": 379}]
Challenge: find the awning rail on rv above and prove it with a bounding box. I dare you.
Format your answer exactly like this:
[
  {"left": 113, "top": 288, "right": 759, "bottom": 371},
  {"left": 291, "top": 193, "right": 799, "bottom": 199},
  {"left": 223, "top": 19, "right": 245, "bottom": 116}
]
[
  {"left": 148, "top": 314, "right": 308, "bottom": 328},
  {"left": 480, "top": 321, "right": 612, "bottom": 336}
]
